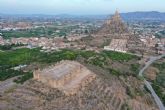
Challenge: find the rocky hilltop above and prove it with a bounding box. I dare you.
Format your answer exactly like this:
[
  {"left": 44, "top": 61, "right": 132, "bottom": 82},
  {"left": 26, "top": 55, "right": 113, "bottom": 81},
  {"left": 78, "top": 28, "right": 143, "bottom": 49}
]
[
  {"left": 87, "top": 11, "right": 143, "bottom": 52},
  {"left": 98, "top": 10, "right": 129, "bottom": 35},
  {"left": 89, "top": 11, "right": 131, "bottom": 47},
  {"left": 0, "top": 65, "right": 158, "bottom": 110}
]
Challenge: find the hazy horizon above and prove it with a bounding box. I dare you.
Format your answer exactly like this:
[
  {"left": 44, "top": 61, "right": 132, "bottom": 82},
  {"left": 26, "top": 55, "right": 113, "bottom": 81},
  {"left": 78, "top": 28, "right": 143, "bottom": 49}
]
[
  {"left": 0, "top": 0, "right": 165, "bottom": 15},
  {"left": 1, "top": 11, "right": 165, "bottom": 16}
]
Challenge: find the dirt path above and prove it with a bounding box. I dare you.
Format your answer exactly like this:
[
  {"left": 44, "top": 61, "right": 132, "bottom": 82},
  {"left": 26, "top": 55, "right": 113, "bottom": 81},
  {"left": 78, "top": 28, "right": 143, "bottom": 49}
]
[{"left": 0, "top": 77, "right": 17, "bottom": 94}]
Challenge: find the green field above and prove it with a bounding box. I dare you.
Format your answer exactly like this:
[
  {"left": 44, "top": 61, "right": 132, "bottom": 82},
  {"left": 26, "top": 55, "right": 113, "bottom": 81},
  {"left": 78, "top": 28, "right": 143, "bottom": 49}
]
[
  {"left": 103, "top": 51, "right": 137, "bottom": 62},
  {"left": 0, "top": 48, "right": 139, "bottom": 83},
  {"left": 0, "top": 43, "right": 26, "bottom": 50},
  {"left": 0, "top": 26, "right": 72, "bottom": 39}
]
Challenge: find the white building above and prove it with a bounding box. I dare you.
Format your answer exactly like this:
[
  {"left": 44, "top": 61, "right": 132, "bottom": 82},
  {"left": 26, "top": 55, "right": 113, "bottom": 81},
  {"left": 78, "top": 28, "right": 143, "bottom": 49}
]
[{"left": 104, "top": 39, "right": 128, "bottom": 53}]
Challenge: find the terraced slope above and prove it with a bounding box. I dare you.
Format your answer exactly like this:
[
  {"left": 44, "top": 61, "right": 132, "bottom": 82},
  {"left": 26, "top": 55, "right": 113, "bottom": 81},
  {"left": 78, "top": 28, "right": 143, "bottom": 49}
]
[{"left": 0, "top": 73, "right": 158, "bottom": 110}]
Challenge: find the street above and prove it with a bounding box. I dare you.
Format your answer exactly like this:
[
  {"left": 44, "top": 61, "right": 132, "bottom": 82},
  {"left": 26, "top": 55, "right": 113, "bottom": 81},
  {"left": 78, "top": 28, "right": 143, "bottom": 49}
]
[{"left": 139, "top": 54, "right": 165, "bottom": 110}]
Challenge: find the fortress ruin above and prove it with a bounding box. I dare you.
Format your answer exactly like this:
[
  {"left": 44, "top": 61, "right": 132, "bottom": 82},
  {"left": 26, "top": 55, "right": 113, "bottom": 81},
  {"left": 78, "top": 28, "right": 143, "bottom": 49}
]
[
  {"left": 104, "top": 39, "right": 128, "bottom": 53},
  {"left": 33, "top": 60, "right": 96, "bottom": 95}
]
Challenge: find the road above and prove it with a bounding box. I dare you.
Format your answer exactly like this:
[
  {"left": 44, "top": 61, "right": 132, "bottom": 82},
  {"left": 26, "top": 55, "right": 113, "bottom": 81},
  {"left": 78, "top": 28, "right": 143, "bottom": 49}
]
[
  {"left": 139, "top": 54, "right": 165, "bottom": 110},
  {"left": 0, "top": 77, "right": 17, "bottom": 94}
]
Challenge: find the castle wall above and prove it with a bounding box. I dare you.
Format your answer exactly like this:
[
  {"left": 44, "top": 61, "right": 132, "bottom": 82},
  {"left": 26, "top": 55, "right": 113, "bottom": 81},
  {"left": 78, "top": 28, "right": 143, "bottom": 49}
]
[
  {"left": 33, "top": 61, "right": 96, "bottom": 95},
  {"left": 33, "top": 63, "right": 83, "bottom": 88}
]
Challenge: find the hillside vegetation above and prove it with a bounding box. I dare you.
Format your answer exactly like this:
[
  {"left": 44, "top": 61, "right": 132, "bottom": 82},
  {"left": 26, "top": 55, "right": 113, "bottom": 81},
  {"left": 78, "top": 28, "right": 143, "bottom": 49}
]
[{"left": 0, "top": 48, "right": 139, "bottom": 83}]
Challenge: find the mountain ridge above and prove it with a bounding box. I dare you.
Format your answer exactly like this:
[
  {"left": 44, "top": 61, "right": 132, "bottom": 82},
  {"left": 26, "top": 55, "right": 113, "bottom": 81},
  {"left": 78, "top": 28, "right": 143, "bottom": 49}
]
[{"left": 0, "top": 11, "right": 165, "bottom": 21}]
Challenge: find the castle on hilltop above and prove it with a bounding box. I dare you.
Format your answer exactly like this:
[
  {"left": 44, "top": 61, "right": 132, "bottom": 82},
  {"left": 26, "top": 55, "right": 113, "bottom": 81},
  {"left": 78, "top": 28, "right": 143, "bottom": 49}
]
[
  {"left": 98, "top": 10, "right": 129, "bottom": 35},
  {"left": 88, "top": 10, "right": 143, "bottom": 53},
  {"left": 89, "top": 10, "right": 131, "bottom": 49},
  {"left": 33, "top": 60, "right": 96, "bottom": 95}
]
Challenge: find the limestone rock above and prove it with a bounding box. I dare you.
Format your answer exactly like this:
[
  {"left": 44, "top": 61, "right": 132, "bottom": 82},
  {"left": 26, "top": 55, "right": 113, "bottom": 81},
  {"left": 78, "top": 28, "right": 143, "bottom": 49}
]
[{"left": 98, "top": 10, "right": 129, "bottom": 35}]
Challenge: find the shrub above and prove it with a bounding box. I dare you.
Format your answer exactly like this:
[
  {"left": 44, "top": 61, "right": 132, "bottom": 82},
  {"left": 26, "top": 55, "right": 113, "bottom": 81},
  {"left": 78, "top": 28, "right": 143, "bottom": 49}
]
[{"left": 14, "top": 72, "right": 33, "bottom": 84}]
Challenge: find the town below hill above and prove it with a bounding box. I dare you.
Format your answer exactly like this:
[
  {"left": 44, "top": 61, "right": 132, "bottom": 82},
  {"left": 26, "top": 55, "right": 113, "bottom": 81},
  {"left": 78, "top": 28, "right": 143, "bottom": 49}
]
[{"left": 0, "top": 11, "right": 165, "bottom": 110}]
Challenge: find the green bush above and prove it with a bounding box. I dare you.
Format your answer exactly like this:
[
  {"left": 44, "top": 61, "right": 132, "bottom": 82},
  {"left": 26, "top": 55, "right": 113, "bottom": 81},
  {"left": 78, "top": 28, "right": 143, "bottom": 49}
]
[
  {"left": 108, "top": 68, "right": 121, "bottom": 76},
  {"left": 153, "top": 62, "right": 165, "bottom": 71},
  {"left": 103, "top": 51, "right": 137, "bottom": 62},
  {"left": 152, "top": 82, "right": 165, "bottom": 105},
  {"left": 131, "top": 64, "right": 140, "bottom": 74},
  {"left": 0, "top": 69, "right": 24, "bottom": 81},
  {"left": 14, "top": 72, "right": 33, "bottom": 84}
]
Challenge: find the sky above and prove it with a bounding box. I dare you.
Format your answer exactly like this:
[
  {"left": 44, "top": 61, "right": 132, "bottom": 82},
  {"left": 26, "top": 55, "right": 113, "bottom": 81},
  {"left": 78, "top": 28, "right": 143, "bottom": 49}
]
[{"left": 0, "top": 0, "right": 165, "bottom": 15}]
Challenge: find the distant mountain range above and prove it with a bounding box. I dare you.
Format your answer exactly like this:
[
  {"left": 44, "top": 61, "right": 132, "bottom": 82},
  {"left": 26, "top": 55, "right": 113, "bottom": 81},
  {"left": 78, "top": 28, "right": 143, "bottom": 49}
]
[
  {"left": 121, "top": 11, "right": 165, "bottom": 21},
  {"left": 37, "top": 11, "right": 165, "bottom": 21},
  {"left": 0, "top": 11, "right": 165, "bottom": 21}
]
